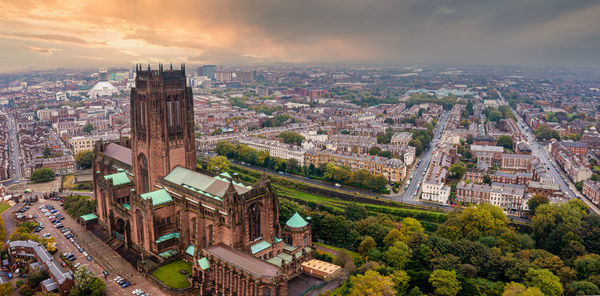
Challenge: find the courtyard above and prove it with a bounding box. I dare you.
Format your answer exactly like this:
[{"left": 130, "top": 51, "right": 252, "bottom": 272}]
[{"left": 151, "top": 259, "right": 193, "bottom": 289}]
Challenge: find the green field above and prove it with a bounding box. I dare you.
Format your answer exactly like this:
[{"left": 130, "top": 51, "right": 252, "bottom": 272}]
[
  {"left": 314, "top": 242, "right": 360, "bottom": 260},
  {"left": 0, "top": 203, "right": 10, "bottom": 214},
  {"left": 151, "top": 260, "right": 192, "bottom": 289}
]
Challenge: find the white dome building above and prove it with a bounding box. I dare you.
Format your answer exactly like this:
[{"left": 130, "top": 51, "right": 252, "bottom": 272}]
[{"left": 88, "top": 81, "right": 120, "bottom": 99}]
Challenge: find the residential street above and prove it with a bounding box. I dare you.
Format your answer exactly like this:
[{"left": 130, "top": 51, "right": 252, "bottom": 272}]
[{"left": 496, "top": 89, "right": 600, "bottom": 215}]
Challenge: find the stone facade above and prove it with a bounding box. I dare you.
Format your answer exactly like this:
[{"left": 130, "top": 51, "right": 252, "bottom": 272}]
[{"left": 93, "top": 65, "right": 313, "bottom": 295}]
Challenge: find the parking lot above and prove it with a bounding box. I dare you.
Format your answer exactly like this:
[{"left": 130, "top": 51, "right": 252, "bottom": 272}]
[{"left": 25, "top": 198, "right": 161, "bottom": 296}]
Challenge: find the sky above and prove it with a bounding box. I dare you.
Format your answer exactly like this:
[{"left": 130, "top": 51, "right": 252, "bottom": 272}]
[{"left": 1, "top": 0, "right": 599, "bottom": 72}]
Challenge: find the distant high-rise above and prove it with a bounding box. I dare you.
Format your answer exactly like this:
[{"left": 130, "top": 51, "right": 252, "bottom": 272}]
[
  {"left": 201, "top": 65, "right": 217, "bottom": 80},
  {"left": 98, "top": 68, "right": 108, "bottom": 81}
]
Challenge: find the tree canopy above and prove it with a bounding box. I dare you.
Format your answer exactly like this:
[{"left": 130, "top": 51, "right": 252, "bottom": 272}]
[
  {"left": 75, "top": 150, "right": 94, "bottom": 169},
  {"left": 30, "top": 167, "right": 55, "bottom": 182}
]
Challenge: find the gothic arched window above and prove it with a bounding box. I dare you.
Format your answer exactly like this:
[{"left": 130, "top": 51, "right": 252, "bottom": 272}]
[{"left": 248, "top": 204, "right": 261, "bottom": 241}]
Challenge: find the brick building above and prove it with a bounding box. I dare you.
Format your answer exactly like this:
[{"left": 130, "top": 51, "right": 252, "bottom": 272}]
[
  {"left": 582, "top": 180, "right": 600, "bottom": 207},
  {"left": 456, "top": 181, "right": 526, "bottom": 213},
  {"left": 93, "top": 65, "right": 313, "bottom": 295},
  {"left": 8, "top": 240, "right": 74, "bottom": 295}
]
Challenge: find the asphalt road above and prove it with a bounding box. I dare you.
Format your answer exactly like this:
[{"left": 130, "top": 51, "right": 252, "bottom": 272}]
[
  {"left": 495, "top": 89, "right": 600, "bottom": 215},
  {"left": 387, "top": 112, "right": 450, "bottom": 205},
  {"left": 33, "top": 199, "right": 159, "bottom": 296},
  {"left": 2, "top": 114, "right": 24, "bottom": 187}
]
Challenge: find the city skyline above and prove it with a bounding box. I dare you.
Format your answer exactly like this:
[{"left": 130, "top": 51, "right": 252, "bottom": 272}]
[{"left": 1, "top": 0, "right": 600, "bottom": 72}]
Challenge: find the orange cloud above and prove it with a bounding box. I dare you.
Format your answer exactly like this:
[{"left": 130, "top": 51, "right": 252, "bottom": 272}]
[{"left": 28, "top": 46, "right": 61, "bottom": 55}]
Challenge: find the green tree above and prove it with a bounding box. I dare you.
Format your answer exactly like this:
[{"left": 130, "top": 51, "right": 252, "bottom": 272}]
[
  {"left": 30, "top": 168, "right": 55, "bottom": 182},
  {"left": 345, "top": 203, "right": 368, "bottom": 221},
  {"left": 535, "top": 125, "right": 560, "bottom": 141},
  {"left": 18, "top": 284, "right": 32, "bottom": 296},
  {"left": 569, "top": 281, "right": 600, "bottom": 296},
  {"left": 399, "top": 217, "right": 425, "bottom": 241},
  {"left": 42, "top": 146, "right": 53, "bottom": 158},
  {"left": 429, "top": 269, "right": 461, "bottom": 296},
  {"left": 438, "top": 203, "right": 509, "bottom": 241},
  {"left": 501, "top": 282, "right": 543, "bottom": 296},
  {"left": 348, "top": 270, "right": 396, "bottom": 296},
  {"left": 390, "top": 270, "right": 410, "bottom": 294},
  {"left": 448, "top": 163, "right": 466, "bottom": 179},
  {"left": 527, "top": 194, "right": 549, "bottom": 214},
  {"left": 371, "top": 175, "right": 389, "bottom": 192},
  {"left": 409, "top": 139, "right": 424, "bottom": 156},
  {"left": 497, "top": 135, "right": 514, "bottom": 150},
  {"left": 277, "top": 131, "right": 305, "bottom": 146},
  {"left": 82, "top": 122, "right": 94, "bottom": 134},
  {"left": 483, "top": 175, "right": 492, "bottom": 185},
  {"left": 215, "top": 141, "right": 235, "bottom": 158},
  {"left": 383, "top": 229, "right": 403, "bottom": 247},
  {"left": 574, "top": 254, "right": 600, "bottom": 279},
  {"left": 488, "top": 110, "right": 504, "bottom": 122},
  {"left": 369, "top": 146, "right": 382, "bottom": 156},
  {"left": 207, "top": 156, "right": 230, "bottom": 173},
  {"left": 278, "top": 199, "right": 304, "bottom": 225},
  {"left": 524, "top": 268, "right": 563, "bottom": 296},
  {"left": 377, "top": 134, "right": 390, "bottom": 144},
  {"left": 384, "top": 118, "right": 394, "bottom": 125},
  {"left": 75, "top": 150, "right": 94, "bottom": 169},
  {"left": 27, "top": 267, "right": 48, "bottom": 289},
  {"left": 531, "top": 200, "right": 587, "bottom": 254},
  {"left": 359, "top": 236, "right": 377, "bottom": 257},
  {"left": 383, "top": 241, "right": 412, "bottom": 269},
  {"left": 407, "top": 287, "right": 423, "bottom": 296},
  {"left": 68, "top": 266, "right": 106, "bottom": 296}
]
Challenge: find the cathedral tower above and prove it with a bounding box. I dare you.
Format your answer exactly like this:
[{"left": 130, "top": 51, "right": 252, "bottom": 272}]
[{"left": 130, "top": 64, "right": 195, "bottom": 194}]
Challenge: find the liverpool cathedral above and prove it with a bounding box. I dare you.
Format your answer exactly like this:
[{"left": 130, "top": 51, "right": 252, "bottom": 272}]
[{"left": 93, "top": 65, "right": 313, "bottom": 295}]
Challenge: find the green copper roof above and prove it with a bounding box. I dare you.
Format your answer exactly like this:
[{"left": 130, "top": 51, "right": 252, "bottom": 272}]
[
  {"left": 250, "top": 241, "right": 272, "bottom": 254},
  {"left": 163, "top": 166, "right": 251, "bottom": 201},
  {"left": 286, "top": 212, "right": 308, "bottom": 228},
  {"left": 276, "top": 252, "right": 293, "bottom": 263},
  {"left": 140, "top": 189, "right": 173, "bottom": 207},
  {"left": 219, "top": 172, "right": 233, "bottom": 179},
  {"left": 274, "top": 237, "right": 282, "bottom": 243},
  {"left": 103, "top": 172, "right": 131, "bottom": 187},
  {"left": 198, "top": 257, "right": 209, "bottom": 270},
  {"left": 158, "top": 249, "right": 178, "bottom": 258},
  {"left": 155, "top": 232, "right": 180, "bottom": 243},
  {"left": 267, "top": 257, "right": 283, "bottom": 267},
  {"left": 122, "top": 204, "right": 130, "bottom": 211},
  {"left": 80, "top": 213, "right": 98, "bottom": 222},
  {"left": 185, "top": 244, "right": 195, "bottom": 256}
]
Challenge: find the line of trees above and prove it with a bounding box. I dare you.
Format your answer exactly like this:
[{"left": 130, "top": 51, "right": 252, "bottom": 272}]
[{"left": 215, "top": 141, "right": 391, "bottom": 192}]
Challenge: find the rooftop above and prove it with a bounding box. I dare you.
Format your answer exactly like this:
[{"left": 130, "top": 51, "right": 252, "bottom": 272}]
[
  {"left": 103, "top": 172, "right": 131, "bottom": 186},
  {"left": 286, "top": 212, "right": 308, "bottom": 228},
  {"left": 163, "top": 166, "right": 251, "bottom": 200},
  {"left": 103, "top": 143, "right": 132, "bottom": 166},
  {"left": 204, "top": 244, "right": 280, "bottom": 278},
  {"left": 140, "top": 188, "right": 173, "bottom": 207}
]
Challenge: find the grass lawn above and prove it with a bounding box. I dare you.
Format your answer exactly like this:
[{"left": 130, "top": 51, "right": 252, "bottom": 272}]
[
  {"left": 62, "top": 175, "right": 75, "bottom": 190},
  {"left": 152, "top": 260, "right": 192, "bottom": 289},
  {"left": 0, "top": 203, "right": 10, "bottom": 214},
  {"left": 314, "top": 242, "right": 360, "bottom": 260}
]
